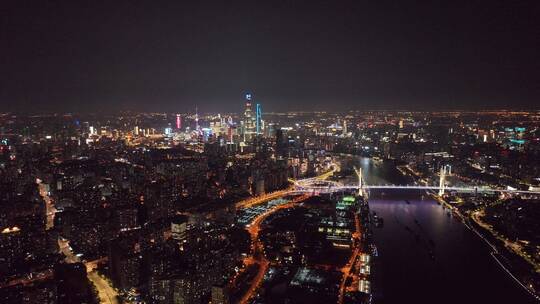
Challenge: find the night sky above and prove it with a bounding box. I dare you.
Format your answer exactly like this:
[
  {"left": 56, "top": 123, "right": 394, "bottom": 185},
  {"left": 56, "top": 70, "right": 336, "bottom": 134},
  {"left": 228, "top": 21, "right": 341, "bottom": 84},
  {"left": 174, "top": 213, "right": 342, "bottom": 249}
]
[{"left": 2, "top": 1, "right": 539, "bottom": 113}]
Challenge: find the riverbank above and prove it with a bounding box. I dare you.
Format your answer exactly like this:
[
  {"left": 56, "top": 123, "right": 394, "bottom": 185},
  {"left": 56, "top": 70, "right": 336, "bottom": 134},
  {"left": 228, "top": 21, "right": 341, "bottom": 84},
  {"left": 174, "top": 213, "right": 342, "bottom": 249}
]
[
  {"left": 466, "top": 214, "right": 540, "bottom": 299},
  {"left": 398, "top": 164, "right": 540, "bottom": 301},
  {"left": 469, "top": 209, "right": 540, "bottom": 299},
  {"left": 427, "top": 190, "right": 540, "bottom": 300}
]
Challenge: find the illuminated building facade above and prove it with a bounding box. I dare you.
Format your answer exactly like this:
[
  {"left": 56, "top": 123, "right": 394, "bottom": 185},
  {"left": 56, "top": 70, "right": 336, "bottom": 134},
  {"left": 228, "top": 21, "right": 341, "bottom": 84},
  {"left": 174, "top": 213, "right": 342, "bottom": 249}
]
[
  {"left": 176, "top": 114, "right": 181, "bottom": 130},
  {"left": 256, "top": 103, "right": 262, "bottom": 135},
  {"left": 243, "top": 93, "right": 255, "bottom": 141}
]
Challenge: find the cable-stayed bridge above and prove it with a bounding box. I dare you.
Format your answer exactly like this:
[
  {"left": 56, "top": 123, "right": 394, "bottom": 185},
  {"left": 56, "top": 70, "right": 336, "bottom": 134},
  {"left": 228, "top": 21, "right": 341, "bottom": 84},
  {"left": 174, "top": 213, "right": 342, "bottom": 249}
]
[
  {"left": 293, "top": 182, "right": 540, "bottom": 195},
  {"left": 293, "top": 167, "right": 540, "bottom": 195}
]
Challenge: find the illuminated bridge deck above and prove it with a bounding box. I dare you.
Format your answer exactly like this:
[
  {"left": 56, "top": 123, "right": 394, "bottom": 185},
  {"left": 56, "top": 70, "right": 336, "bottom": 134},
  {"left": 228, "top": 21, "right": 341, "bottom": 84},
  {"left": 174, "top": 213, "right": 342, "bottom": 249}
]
[{"left": 293, "top": 182, "right": 540, "bottom": 195}]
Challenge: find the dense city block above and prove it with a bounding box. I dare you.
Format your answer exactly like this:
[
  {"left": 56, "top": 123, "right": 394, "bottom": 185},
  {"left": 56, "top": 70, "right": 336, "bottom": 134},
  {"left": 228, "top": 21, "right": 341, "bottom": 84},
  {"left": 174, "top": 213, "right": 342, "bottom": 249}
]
[{"left": 1, "top": 108, "right": 540, "bottom": 303}]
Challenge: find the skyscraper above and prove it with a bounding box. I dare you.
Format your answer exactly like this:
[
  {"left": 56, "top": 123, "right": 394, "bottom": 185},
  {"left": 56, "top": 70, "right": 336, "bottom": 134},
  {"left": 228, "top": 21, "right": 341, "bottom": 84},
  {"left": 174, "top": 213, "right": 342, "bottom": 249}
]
[
  {"left": 195, "top": 106, "right": 200, "bottom": 132},
  {"left": 256, "top": 103, "right": 262, "bottom": 135},
  {"left": 243, "top": 93, "right": 256, "bottom": 141},
  {"left": 176, "top": 114, "right": 181, "bottom": 130}
]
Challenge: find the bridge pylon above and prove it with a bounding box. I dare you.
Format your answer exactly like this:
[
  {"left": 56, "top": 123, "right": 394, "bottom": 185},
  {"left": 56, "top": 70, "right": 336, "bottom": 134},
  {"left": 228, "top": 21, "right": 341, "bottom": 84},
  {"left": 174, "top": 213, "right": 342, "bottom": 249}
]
[
  {"left": 354, "top": 166, "right": 363, "bottom": 196},
  {"left": 438, "top": 166, "right": 447, "bottom": 196}
]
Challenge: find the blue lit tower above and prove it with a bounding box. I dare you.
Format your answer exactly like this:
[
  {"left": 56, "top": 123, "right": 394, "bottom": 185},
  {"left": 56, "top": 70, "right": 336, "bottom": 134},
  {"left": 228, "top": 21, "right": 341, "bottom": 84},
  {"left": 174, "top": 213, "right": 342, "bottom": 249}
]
[{"left": 255, "top": 103, "right": 262, "bottom": 135}]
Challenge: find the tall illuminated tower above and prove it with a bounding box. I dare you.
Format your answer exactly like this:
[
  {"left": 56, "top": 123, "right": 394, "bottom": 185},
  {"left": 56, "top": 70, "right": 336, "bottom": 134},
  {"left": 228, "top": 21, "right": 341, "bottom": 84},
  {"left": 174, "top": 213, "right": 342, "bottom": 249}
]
[
  {"left": 256, "top": 103, "right": 262, "bottom": 135},
  {"left": 195, "top": 106, "right": 200, "bottom": 131},
  {"left": 243, "top": 93, "right": 255, "bottom": 140},
  {"left": 176, "top": 114, "right": 181, "bottom": 130}
]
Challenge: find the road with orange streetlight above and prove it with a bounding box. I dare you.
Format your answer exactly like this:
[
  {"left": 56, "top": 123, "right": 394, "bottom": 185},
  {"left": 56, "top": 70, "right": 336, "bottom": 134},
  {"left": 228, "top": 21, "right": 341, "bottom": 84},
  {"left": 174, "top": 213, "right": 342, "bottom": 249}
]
[
  {"left": 235, "top": 186, "right": 295, "bottom": 209},
  {"left": 236, "top": 163, "right": 338, "bottom": 210},
  {"left": 337, "top": 209, "right": 363, "bottom": 304}
]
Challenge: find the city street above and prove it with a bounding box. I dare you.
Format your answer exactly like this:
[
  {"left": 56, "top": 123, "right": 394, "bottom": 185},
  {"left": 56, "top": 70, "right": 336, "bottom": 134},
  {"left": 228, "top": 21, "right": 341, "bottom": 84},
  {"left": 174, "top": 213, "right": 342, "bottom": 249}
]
[
  {"left": 37, "top": 179, "right": 56, "bottom": 230},
  {"left": 58, "top": 238, "right": 118, "bottom": 304}
]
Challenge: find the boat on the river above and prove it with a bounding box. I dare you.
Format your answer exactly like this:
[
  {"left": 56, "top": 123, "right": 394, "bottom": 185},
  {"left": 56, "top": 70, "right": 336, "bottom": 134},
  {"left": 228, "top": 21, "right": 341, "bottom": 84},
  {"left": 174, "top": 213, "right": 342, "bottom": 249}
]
[{"left": 374, "top": 216, "right": 384, "bottom": 227}]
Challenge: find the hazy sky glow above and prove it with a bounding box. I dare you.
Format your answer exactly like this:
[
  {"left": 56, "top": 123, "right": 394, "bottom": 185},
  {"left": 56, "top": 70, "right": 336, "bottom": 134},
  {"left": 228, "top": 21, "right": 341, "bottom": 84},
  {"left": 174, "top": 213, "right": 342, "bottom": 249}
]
[{"left": 2, "top": 1, "right": 539, "bottom": 113}]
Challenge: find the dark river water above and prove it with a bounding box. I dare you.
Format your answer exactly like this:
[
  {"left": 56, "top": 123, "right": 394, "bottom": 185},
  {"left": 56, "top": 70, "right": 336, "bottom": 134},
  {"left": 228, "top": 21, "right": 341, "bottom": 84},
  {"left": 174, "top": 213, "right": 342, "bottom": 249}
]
[{"left": 355, "top": 157, "right": 537, "bottom": 304}]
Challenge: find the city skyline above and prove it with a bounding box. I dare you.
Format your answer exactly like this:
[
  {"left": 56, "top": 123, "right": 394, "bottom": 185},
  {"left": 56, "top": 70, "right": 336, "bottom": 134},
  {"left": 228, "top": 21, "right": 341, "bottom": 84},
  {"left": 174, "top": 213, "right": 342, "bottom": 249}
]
[
  {"left": 2, "top": 2, "right": 540, "bottom": 304},
  {"left": 1, "top": 104, "right": 540, "bottom": 303}
]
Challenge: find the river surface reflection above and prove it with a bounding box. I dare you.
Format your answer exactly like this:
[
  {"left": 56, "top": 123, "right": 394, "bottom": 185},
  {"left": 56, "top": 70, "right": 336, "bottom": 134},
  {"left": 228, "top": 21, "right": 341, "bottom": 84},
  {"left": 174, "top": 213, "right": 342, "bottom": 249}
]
[{"left": 354, "top": 157, "right": 536, "bottom": 304}]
